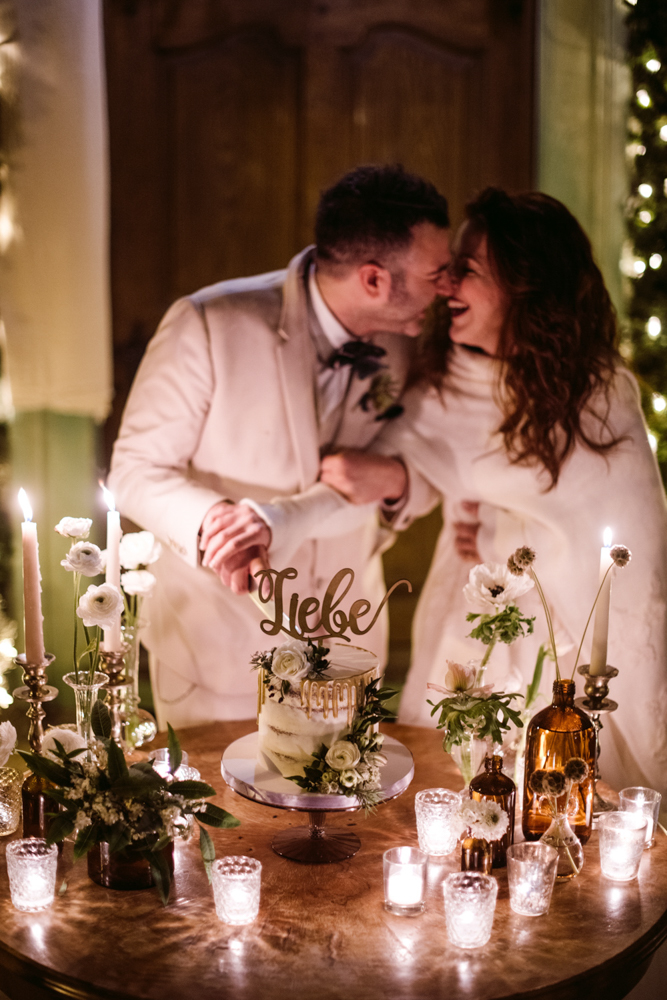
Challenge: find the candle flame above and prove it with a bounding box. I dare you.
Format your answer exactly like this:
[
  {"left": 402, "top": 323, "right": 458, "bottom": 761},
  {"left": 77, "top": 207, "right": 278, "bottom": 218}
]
[
  {"left": 99, "top": 480, "right": 116, "bottom": 512},
  {"left": 603, "top": 526, "right": 612, "bottom": 548},
  {"left": 18, "top": 488, "right": 32, "bottom": 522}
]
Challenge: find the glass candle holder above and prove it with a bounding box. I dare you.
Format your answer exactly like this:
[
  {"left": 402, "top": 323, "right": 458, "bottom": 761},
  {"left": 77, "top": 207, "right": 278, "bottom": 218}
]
[
  {"left": 148, "top": 748, "right": 191, "bottom": 779},
  {"left": 212, "top": 856, "right": 262, "bottom": 925},
  {"left": 599, "top": 813, "right": 648, "bottom": 881},
  {"left": 6, "top": 838, "right": 58, "bottom": 912},
  {"left": 619, "top": 787, "right": 662, "bottom": 848},
  {"left": 383, "top": 846, "right": 427, "bottom": 916},
  {"left": 0, "top": 766, "right": 22, "bottom": 836},
  {"left": 443, "top": 871, "right": 498, "bottom": 948},
  {"left": 506, "top": 843, "right": 558, "bottom": 916},
  {"left": 415, "top": 789, "right": 461, "bottom": 857}
]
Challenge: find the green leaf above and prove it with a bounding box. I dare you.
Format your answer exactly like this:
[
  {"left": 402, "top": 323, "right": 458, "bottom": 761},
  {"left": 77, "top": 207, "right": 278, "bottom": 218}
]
[
  {"left": 91, "top": 700, "right": 112, "bottom": 739},
  {"left": 167, "top": 779, "right": 216, "bottom": 799},
  {"left": 196, "top": 803, "right": 240, "bottom": 829},
  {"left": 73, "top": 823, "right": 99, "bottom": 861},
  {"left": 106, "top": 823, "right": 133, "bottom": 854},
  {"left": 17, "top": 750, "right": 72, "bottom": 787},
  {"left": 198, "top": 823, "right": 215, "bottom": 883},
  {"left": 106, "top": 738, "right": 129, "bottom": 782},
  {"left": 166, "top": 723, "right": 182, "bottom": 774},
  {"left": 147, "top": 848, "right": 172, "bottom": 905},
  {"left": 45, "top": 813, "right": 75, "bottom": 845}
]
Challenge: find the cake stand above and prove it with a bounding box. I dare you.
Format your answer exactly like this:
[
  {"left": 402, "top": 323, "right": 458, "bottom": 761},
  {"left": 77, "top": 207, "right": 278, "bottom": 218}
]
[{"left": 221, "top": 733, "right": 414, "bottom": 864}]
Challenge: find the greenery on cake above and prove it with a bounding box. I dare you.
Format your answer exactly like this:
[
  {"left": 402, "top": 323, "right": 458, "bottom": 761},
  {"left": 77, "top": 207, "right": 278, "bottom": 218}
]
[
  {"left": 251, "top": 637, "right": 330, "bottom": 699},
  {"left": 286, "top": 678, "right": 395, "bottom": 812}
]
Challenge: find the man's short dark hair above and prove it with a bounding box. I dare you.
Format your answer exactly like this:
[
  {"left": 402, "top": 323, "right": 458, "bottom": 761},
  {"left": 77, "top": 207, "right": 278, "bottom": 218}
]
[{"left": 315, "top": 164, "right": 449, "bottom": 272}]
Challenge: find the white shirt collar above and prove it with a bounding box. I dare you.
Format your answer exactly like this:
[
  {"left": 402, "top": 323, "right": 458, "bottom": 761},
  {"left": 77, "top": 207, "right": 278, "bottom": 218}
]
[{"left": 308, "top": 263, "right": 351, "bottom": 352}]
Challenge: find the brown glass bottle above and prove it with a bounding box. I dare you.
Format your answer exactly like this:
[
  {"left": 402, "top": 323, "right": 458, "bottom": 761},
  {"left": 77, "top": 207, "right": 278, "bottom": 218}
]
[
  {"left": 21, "top": 772, "right": 62, "bottom": 851},
  {"left": 522, "top": 679, "right": 596, "bottom": 844},
  {"left": 470, "top": 755, "right": 516, "bottom": 868}
]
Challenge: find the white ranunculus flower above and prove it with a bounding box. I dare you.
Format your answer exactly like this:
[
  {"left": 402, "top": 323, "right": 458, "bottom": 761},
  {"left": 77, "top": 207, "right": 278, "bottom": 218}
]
[
  {"left": 271, "top": 639, "right": 310, "bottom": 682},
  {"left": 42, "top": 727, "right": 87, "bottom": 761},
  {"left": 121, "top": 570, "right": 156, "bottom": 598},
  {"left": 0, "top": 720, "right": 17, "bottom": 766},
  {"left": 463, "top": 562, "right": 534, "bottom": 611},
  {"left": 77, "top": 583, "right": 124, "bottom": 629},
  {"left": 61, "top": 541, "right": 105, "bottom": 577},
  {"left": 119, "top": 531, "right": 162, "bottom": 570},
  {"left": 325, "top": 740, "right": 361, "bottom": 772},
  {"left": 55, "top": 517, "right": 92, "bottom": 539}
]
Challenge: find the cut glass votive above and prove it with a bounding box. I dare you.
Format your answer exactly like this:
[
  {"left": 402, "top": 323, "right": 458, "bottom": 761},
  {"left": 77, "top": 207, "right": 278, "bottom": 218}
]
[
  {"left": 383, "top": 846, "right": 427, "bottom": 916},
  {"left": 6, "top": 838, "right": 58, "bottom": 912},
  {"left": 619, "top": 787, "right": 662, "bottom": 848},
  {"left": 507, "top": 843, "right": 558, "bottom": 916},
  {"left": 148, "top": 748, "right": 193, "bottom": 780},
  {"left": 599, "top": 812, "right": 648, "bottom": 881},
  {"left": 415, "top": 789, "right": 461, "bottom": 857},
  {"left": 443, "top": 872, "right": 498, "bottom": 949},
  {"left": 0, "top": 767, "right": 22, "bottom": 836},
  {"left": 212, "top": 856, "right": 262, "bottom": 925}
]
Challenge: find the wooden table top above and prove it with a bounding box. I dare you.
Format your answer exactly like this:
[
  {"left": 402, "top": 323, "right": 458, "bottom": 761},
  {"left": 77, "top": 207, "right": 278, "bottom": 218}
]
[{"left": 0, "top": 720, "right": 666, "bottom": 1000}]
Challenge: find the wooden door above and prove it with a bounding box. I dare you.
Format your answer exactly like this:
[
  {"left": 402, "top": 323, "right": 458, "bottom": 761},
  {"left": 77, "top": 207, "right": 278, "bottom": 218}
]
[{"left": 103, "top": 0, "right": 536, "bottom": 681}]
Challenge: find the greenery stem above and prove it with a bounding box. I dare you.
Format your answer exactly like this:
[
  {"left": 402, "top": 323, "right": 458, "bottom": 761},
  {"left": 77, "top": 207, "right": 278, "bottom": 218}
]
[
  {"left": 529, "top": 568, "right": 560, "bottom": 680},
  {"left": 571, "top": 563, "right": 614, "bottom": 678},
  {"left": 72, "top": 573, "right": 80, "bottom": 683},
  {"left": 479, "top": 635, "right": 497, "bottom": 670}
]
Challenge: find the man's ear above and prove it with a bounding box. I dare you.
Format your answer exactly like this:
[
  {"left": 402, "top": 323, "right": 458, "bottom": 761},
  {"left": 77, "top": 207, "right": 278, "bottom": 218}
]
[{"left": 357, "top": 263, "right": 391, "bottom": 301}]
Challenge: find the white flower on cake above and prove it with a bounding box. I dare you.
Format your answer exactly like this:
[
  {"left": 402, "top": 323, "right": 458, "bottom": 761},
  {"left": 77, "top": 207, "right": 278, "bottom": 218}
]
[
  {"left": 55, "top": 517, "right": 92, "bottom": 539},
  {"left": 271, "top": 639, "right": 311, "bottom": 682},
  {"left": 463, "top": 562, "right": 534, "bottom": 611},
  {"left": 61, "top": 541, "right": 105, "bottom": 577},
  {"left": 0, "top": 720, "right": 17, "bottom": 766},
  {"left": 119, "top": 531, "right": 162, "bottom": 570},
  {"left": 42, "top": 728, "right": 87, "bottom": 761},
  {"left": 339, "top": 770, "right": 359, "bottom": 788},
  {"left": 121, "top": 569, "right": 156, "bottom": 598},
  {"left": 325, "top": 740, "right": 361, "bottom": 771},
  {"left": 77, "top": 583, "right": 124, "bottom": 629}
]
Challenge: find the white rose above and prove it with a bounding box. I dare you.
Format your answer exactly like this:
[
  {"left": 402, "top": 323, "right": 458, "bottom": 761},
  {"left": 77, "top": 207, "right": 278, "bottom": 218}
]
[
  {"left": 271, "top": 639, "right": 310, "bottom": 682},
  {"left": 61, "top": 541, "right": 105, "bottom": 577},
  {"left": 77, "top": 583, "right": 124, "bottom": 629},
  {"left": 325, "top": 740, "right": 361, "bottom": 772},
  {"left": 463, "top": 562, "right": 534, "bottom": 611},
  {"left": 119, "top": 531, "right": 162, "bottom": 570},
  {"left": 0, "top": 720, "right": 17, "bottom": 767},
  {"left": 42, "top": 727, "right": 87, "bottom": 761},
  {"left": 121, "top": 570, "right": 156, "bottom": 597},
  {"left": 55, "top": 517, "right": 92, "bottom": 539}
]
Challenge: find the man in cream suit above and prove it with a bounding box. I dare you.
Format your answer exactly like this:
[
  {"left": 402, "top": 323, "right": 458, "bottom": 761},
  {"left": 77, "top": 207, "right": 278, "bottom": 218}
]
[{"left": 109, "top": 165, "right": 451, "bottom": 728}]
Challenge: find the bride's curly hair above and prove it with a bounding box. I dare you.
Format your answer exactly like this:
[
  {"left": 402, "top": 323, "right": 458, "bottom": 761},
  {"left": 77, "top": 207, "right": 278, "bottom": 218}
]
[{"left": 416, "top": 188, "right": 622, "bottom": 489}]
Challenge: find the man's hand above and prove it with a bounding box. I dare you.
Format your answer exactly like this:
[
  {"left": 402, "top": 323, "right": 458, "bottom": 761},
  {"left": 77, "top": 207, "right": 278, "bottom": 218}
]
[
  {"left": 320, "top": 449, "right": 407, "bottom": 505},
  {"left": 200, "top": 502, "right": 271, "bottom": 594},
  {"left": 453, "top": 501, "right": 481, "bottom": 562}
]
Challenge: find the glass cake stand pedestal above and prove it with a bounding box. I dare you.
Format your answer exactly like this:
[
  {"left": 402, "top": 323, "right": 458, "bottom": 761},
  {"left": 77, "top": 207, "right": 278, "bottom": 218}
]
[{"left": 221, "top": 733, "right": 414, "bottom": 864}]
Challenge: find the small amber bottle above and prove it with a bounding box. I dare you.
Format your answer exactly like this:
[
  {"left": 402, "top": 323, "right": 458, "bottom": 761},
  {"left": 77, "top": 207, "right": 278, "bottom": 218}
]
[
  {"left": 21, "top": 772, "right": 61, "bottom": 849},
  {"left": 470, "top": 754, "right": 516, "bottom": 868}
]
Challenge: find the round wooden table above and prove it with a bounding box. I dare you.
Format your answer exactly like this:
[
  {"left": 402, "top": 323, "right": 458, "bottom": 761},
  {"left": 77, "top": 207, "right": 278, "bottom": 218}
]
[{"left": 0, "top": 721, "right": 665, "bottom": 1000}]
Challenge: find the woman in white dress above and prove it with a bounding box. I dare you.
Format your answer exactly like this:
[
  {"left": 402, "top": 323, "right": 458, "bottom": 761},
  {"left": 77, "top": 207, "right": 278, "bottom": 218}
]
[{"left": 320, "top": 188, "right": 667, "bottom": 799}]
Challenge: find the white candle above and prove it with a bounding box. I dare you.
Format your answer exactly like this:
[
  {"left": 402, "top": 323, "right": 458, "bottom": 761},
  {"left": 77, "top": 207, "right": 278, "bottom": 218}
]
[
  {"left": 590, "top": 527, "right": 613, "bottom": 675},
  {"left": 101, "top": 484, "right": 122, "bottom": 652},
  {"left": 387, "top": 870, "right": 423, "bottom": 906},
  {"left": 18, "top": 489, "right": 45, "bottom": 665}
]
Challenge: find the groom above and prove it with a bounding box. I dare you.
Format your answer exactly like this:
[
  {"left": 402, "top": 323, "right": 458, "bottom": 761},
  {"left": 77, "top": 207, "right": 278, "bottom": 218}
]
[{"left": 109, "top": 164, "right": 451, "bottom": 728}]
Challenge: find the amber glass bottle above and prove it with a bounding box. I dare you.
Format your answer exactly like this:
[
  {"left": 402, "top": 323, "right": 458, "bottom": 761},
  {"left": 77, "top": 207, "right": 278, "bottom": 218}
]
[
  {"left": 470, "top": 755, "right": 516, "bottom": 868},
  {"left": 522, "top": 680, "right": 596, "bottom": 844},
  {"left": 21, "top": 773, "right": 60, "bottom": 843}
]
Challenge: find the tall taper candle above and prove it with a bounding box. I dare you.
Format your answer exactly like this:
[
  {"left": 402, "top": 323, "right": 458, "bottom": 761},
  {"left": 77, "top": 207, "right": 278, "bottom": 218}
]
[
  {"left": 101, "top": 485, "right": 122, "bottom": 652},
  {"left": 590, "top": 527, "right": 613, "bottom": 676},
  {"left": 18, "top": 489, "right": 46, "bottom": 665}
]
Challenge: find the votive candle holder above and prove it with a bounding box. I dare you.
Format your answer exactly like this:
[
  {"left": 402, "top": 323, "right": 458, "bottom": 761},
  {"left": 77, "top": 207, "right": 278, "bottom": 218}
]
[
  {"left": 619, "top": 787, "right": 662, "bottom": 848},
  {"left": 6, "top": 838, "right": 58, "bottom": 912},
  {"left": 0, "top": 767, "right": 22, "bottom": 836},
  {"left": 212, "top": 856, "right": 262, "bottom": 925},
  {"left": 443, "top": 871, "right": 498, "bottom": 948},
  {"left": 599, "top": 813, "right": 648, "bottom": 881},
  {"left": 383, "top": 846, "right": 427, "bottom": 915},
  {"left": 148, "top": 748, "right": 193, "bottom": 780},
  {"left": 415, "top": 789, "right": 461, "bottom": 857},
  {"left": 506, "top": 843, "right": 558, "bottom": 916}
]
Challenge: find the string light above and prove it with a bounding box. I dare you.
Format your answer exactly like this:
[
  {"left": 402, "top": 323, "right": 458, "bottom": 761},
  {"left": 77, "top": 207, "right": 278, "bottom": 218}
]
[
  {"left": 646, "top": 59, "right": 661, "bottom": 72},
  {"left": 660, "top": 125, "right": 667, "bottom": 142},
  {"left": 648, "top": 432, "right": 658, "bottom": 453},
  {"left": 653, "top": 394, "right": 667, "bottom": 413},
  {"left": 638, "top": 183, "right": 653, "bottom": 197},
  {"left": 650, "top": 254, "right": 663, "bottom": 269},
  {"left": 634, "top": 259, "right": 647, "bottom": 275},
  {"left": 647, "top": 317, "right": 661, "bottom": 338},
  {"left": 638, "top": 210, "right": 652, "bottom": 224},
  {"left": 637, "top": 89, "right": 651, "bottom": 107}
]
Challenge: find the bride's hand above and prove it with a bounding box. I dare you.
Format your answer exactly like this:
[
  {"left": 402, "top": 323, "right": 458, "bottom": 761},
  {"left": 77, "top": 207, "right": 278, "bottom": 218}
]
[{"left": 320, "top": 449, "right": 407, "bottom": 505}]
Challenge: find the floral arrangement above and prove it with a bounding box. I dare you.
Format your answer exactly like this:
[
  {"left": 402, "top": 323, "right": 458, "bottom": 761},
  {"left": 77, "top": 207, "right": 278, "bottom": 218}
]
[
  {"left": 0, "top": 720, "right": 17, "bottom": 767},
  {"left": 251, "top": 637, "right": 330, "bottom": 699},
  {"left": 529, "top": 757, "right": 590, "bottom": 875},
  {"left": 19, "top": 704, "right": 239, "bottom": 903},
  {"left": 428, "top": 661, "right": 524, "bottom": 755},
  {"left": 287, "top": 679, "right": 395, "bottom": 812},
  {"left": 457, "top": 797, "right": 509, "bottom": 842}
]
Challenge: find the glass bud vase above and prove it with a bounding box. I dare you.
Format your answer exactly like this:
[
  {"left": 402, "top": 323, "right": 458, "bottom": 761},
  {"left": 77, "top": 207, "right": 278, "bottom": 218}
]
[
  {"left": 470, "top": 755, "right": 515, "bottom": 868},
  {"left": 63, "top": 672, "right": 108, "bottom": 748},
  {"left": 450, "top": 733, "right": 488, "bottom": 788},
  {"left": 540, "top": 811, "right": 585, "bottom": 881},
  {"left": 121, "top": 623, "right": 158, "bottom": 749},
  {"left": 0, "top": 766, "right": 22, "bottom": 836},
  {"left": 522, "top": 680, "right": 596, "bottom": 844},
  {"left": 460, "top": 835, "right": 493, "bottom": 874}
]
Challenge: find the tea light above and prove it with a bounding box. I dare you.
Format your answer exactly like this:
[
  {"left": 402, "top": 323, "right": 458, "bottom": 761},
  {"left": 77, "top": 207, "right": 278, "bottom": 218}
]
[
  {"left": 443, "top": 871, "right": 498, "bottom": 948},
  {"left": 619, "top": 787, "right": 662, "bottom": 848},
  {"left": 6, "top": 839, "right": 58, "bottom": 911},
  {"left": 212, "top": 856, "right": 261, "bottom": 925},
  {"left": 383, "top": 846, "right": 427, "bottom": 916},
  {"left": 506, "top": 843, "right": 558, "bottom": 916},
  {"left": 599, "top": 812, "right": 647, "bottom": 881},
  {"left": 415, "top": 788, "right": 461, "bottom": 856},
  {"left": 148, "top": 749, "right": 198, "bottom": 781}
]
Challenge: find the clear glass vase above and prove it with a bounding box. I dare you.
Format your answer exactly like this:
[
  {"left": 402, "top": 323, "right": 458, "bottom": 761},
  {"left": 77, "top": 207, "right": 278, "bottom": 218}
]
[
  {"left": 539, "top": 811, "right": 584, "bottom": 881},
  {"left": 63, "top": 672, "right": 108, "bottom": 747},
  {"left": 0, "top": 766, "right": 22, "bottom": 836},
  {"left": 121, "top": 622, "right": 157, "bottom": 748},
  {"left": 450, "top": 733, "right": 488, "bottom": 788}
]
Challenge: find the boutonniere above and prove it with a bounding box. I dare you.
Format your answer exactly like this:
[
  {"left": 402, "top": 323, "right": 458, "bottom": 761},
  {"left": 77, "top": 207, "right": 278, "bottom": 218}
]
[{"left": 359, "top": 372, "right": 404, "bottom": 421}]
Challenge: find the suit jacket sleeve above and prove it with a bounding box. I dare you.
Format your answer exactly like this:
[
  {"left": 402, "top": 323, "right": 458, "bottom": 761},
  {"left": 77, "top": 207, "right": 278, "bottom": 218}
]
[{"left": 108, "top": 297, "right": 226, "bottom": 567}]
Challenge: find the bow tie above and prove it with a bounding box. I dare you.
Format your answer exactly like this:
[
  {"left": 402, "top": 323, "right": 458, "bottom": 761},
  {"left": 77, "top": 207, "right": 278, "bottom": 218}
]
[{"left": 326, "top": 340, "right": 387, "bottom": 380}]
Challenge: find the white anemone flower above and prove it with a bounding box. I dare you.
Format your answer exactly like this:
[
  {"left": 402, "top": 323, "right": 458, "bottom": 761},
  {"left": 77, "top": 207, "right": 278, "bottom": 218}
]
[
  {"left": 77, "top": 583, "right": 124, "bottom": 629},
  {"left": 463, "top": 562, "right": 534, "bottom": 611},
  {"left": 119, "top": 531, "right": 162, "bottom": 570},
  {"left": 458, "top": 798, "right": 509, "bottom": 841},
  {"left": 54, "top": 517, "right": 92, "bottom": 539},
  {"left": 427, "top": 660, "right": 494, "bottom": 699}
]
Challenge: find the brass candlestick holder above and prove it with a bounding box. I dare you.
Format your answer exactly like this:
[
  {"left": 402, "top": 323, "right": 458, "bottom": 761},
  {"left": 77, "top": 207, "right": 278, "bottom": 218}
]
[
  {"left": 575, "top": 664, "right": 618, "bottom": 821},
  {"left": 99, "top": 647, "right": 129, "bottom": 745},
  {"left": 13, "top": 652, "right": 58, "bottom": 753}
]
